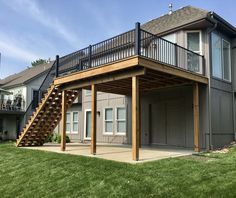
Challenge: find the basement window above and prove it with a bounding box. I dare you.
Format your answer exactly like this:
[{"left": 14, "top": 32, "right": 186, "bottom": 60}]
[
  {"left": 116, "top": 107, "right": 126, "bottom": 135},
  {"left": 104, "top": 108, "right": 113, "bottom": 134}
]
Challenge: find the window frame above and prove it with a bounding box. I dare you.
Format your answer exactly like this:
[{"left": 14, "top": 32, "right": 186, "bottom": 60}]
[
  {"left": 186, "top": 30, "right": 202, "bottom": 55},
  {"left": 66, "top": 112, "right": 71, "bottom": 134},
  {"left": 115, "top": 107, "right": 126, "bottom": 135},
  {"left": 85, "top": 89, "right": 91, "bottom": 96},
  {"left": 211, "top": 32, "right": 231, "bottom": 82},
  {"left": 222, "top": 39, "right": 231, "bottom": 82},
  {"left": 66, "top": 111, "right": 79, "bottom": 134},
  {"left": 84, "top": 109, "right": 92, "bottom": 140},
  {"left": 103, "top": 107, "right": 114, "bottom": 135},
  {"left": 71, "top": 112, "right": 79, "bottom": 134},
  {"left": 211, "top": 32, "right": 222, "bottom": 79},
  {"left": 185, "top": 30, "right": 202, "bottom": 74}
]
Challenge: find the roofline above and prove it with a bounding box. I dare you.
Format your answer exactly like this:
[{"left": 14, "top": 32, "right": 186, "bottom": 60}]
[
  {"left": 210, "top": 12, "right": 236, "bottom": 34},
  {"left": 2, "top": 68, "right": 50, "bottom": 89},
  {"left": 24, "top": 68, "right": 50, "bottom": 84},
  {"left": 155, "top": 17, "right": 211, "bottom": 37},
  {"left": 154, "top": 12, "right": 236, "bottom": 37}
]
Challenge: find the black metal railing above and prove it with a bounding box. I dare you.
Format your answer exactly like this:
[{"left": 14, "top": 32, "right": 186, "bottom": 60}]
[
  {"left": 21, "top": 22, "right": 205, "bottom": 130},
  {"left": 22, "top": 61, "right": 56, "bottom": 128},
  {"left": 140, "top": 29, "right": 205, "bottom": 74},
  {"left": 55, "top": 22, "right": 205, "bottom": 77}
]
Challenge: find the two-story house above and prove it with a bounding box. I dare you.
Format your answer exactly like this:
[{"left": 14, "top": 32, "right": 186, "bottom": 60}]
[
  {"left": 17, "top": 6, "right": 236, "bottom": 161},
  {"left": 0, "top": 62, "right": 53, "bottom": 140}
]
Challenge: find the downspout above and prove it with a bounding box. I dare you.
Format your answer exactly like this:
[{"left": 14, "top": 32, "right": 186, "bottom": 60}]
[
  {"left": 207, "top": 12, "right": 218, "bottom": 150},
  {"left": 232, "top": 44, "right": 236, "bottom": 141}
]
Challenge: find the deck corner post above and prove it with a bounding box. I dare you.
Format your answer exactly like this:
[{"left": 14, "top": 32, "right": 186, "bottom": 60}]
[
  {"left": 135, "top": 22, "right": 141, "bottom": 56},
  {"left": 88, "top": 45, "right": 92, "bottom": 68},
  {"left": 61, "top": 90, "right": 67, "bottom": 151},
  {"left": 132, "top": 76, "right": 140, "bottom": 161},
  {"left": 91, "top": 84, "right": 97, "bottom": 155},
  {"left": 55, "top": 55, "right": 59, "bottom": 78},
  {"left": 193, "top": 82, "right": 200, "bottom": 152}
]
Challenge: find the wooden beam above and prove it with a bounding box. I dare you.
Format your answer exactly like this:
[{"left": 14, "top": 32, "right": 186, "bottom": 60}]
[
  {"left": 138, "top": 57, "right": 208, "bottom": 84},
  {"left": 193, "top": 83, "right": 200, "bottom": 152},
  {"left": 91, "top": 84, "right": 97, "bottom": 154},
  {"left": 61, "top": 90, "right": 66, "bottom": 151},
  {"left": 61, "top": 67, "right": 145, "bottom": 91},
  {"left": 54, "top": 56, "right": 139, "bottom": 85},
  {"left": 132, "top": 76, "right": 140, "bottom": 161}
]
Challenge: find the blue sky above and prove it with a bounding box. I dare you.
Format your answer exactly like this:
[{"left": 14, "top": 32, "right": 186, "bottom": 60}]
[{"left": 0, "top": 0, "right": 236, "bottom": 79}]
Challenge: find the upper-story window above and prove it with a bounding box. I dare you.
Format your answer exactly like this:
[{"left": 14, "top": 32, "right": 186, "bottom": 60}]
[
  {"left": 212, "top": 32, "right": 231, "bottom": 82},
  {"left": 186, "top": 31, "right": 202, "bottom": 73},
  {"left": 187, "top": 32, "right": 201, "bottom": 54}
]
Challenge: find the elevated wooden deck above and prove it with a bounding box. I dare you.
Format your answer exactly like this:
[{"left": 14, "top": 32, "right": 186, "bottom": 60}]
[{"left": 54, "top": 56, "right": 208, "bottom": 95}]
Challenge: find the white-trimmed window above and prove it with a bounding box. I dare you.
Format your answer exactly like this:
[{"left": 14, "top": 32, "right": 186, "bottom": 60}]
[
  {"left": 72, "top": 112, "right": 79, "bottom": 133},
  {"left": 212, "top": 32, "right": 231, "bottom": 82},
  {"left": 116, "top": 107, "right": 126, "bottom": 135},
  {"left": 66, "top": 113, "right": 71, "bottom": 133},
  {"left": 104, "top": 108, "right": 113, "bottom": 134},
  {"left": 186, "top": 31, "right": 202, "bottom": 73},
  {"left": 85, "top": 90, "right": 91, "bottom": 96},
  {"left": 66, "top": 112, "right": 79, "bottom": 134}
]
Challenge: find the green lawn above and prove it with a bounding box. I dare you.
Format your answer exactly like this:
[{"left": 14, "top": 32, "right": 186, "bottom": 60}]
[{"left": 0, "top": 143, "right": 236, "bottom": 198}]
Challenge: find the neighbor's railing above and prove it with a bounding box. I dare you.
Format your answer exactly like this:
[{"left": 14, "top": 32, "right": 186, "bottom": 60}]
[{"left": 21, "top": 22, "right": 205, "bottom": 132}]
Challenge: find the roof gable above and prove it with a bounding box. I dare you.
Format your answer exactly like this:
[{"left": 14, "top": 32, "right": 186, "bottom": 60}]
[{"left": 141, "top": 6, "right": 209, "bottom": 35}]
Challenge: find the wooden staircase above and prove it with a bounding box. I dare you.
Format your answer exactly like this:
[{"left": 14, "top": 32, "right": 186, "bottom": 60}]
[{"left": 16, "top": 84, "right": 79, "bottom": 147}]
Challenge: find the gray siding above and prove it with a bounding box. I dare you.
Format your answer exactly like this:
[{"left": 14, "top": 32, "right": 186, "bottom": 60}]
[
  {"left": 127, "top": 85, "right": 208, "bottom": 149},
  {"left": 82, "top": 91, "right": 127, "bottom": 144}
]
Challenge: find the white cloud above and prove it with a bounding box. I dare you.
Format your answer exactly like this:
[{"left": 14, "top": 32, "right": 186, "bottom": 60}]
[
  {"left": 3, "top": 0, "right": 81, "bottom": 48},
  {"left": 0, "top": 35, "right": 40, "bottom": 62}
]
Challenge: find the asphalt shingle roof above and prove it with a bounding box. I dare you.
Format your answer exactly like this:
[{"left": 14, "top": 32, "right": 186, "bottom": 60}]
[
  {"left": 0, "top": 62, "right": 54, "bottom": 89},
  {"left": 141, "top": 6, "right": 210, "bottom": 35}
]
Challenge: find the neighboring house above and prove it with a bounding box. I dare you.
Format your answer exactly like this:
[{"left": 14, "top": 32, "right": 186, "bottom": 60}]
[
  {"left": 0, "top": 62, "right": 53, "bottom": 140},
  {"left": 16, "top": 5, "right": 236, "bottom": 161}
]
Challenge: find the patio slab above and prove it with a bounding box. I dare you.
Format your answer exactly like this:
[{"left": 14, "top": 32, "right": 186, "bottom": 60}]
[{"left": 23, "top": 143, "right": 193, "bottom": 164}]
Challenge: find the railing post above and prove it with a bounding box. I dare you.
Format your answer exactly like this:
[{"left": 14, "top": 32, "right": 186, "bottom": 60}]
[
  {"left": 175, "top": 43, "right": 178, "bottom": 67},
  {"left": 88, "top": 45, "right": 92, "bottom": 68},
  {"left": 55, "top": 55, "right": 59, "bottom": 77},
  {"left": 135, "top": 22, "right": 141, "bottom": 56},
  {"left": 202, "top": 56, "right": 205, "bottom": 76},
  {"left": 78, "top": 59, "right": 82, "bottom": 71}
]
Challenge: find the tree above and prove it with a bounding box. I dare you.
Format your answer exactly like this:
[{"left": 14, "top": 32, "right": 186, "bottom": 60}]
[{"left": 31, "top": 59, "right": 47, "bottom": 67}]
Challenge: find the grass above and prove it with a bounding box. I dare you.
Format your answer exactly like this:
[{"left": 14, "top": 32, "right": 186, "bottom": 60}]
[{"left": 0, "top": 143, "right": 236, "bottom": 198}]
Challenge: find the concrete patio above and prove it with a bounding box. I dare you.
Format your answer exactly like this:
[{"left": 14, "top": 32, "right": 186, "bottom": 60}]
[{"left": 23, "top": 143, "right": 193, "bottom": 163}]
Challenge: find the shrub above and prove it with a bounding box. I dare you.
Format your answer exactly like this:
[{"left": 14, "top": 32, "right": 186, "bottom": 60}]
[
  {"left": 52, "top": 134, "right": 70, "bottom": 143},
  {"left": 45, "top": 134, "right": 53, "bottom": 143},
  {"left": 66, "top": 135, "right": 70, "bottom": 143}
]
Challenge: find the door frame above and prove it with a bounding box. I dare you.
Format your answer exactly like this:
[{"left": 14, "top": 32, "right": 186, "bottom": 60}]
[{"left": 84, "top": 109, "right": 91, "bottom": 140}]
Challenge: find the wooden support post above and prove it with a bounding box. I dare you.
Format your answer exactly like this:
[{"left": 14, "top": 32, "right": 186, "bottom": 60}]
[
  {"left": 91, "top": 84, "right": 97, "bottom": 154},
  {"left": 139, "top": 97, "right": 141, "bottom": 148},
  {"left": 132, "top": 76, "right": 140, "bottom": 161},
  {"left": 61, "top": 90, "right": 66, "bottom": 151},
  {"left": 193, "top": 83, "right": 200, "bottom": 152}
]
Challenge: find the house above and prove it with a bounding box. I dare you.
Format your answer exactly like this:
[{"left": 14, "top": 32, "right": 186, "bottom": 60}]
[
  {"left": 16, "top": 5, "right": 236, "bottom": 161},
  {"left": 0, "top": 62, "right": 53, "bottom": 140}
]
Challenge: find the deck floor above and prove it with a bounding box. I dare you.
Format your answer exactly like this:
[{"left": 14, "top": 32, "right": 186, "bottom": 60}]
[{"left": 23, "top": 143, "right": 193, "bottom": 163}]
